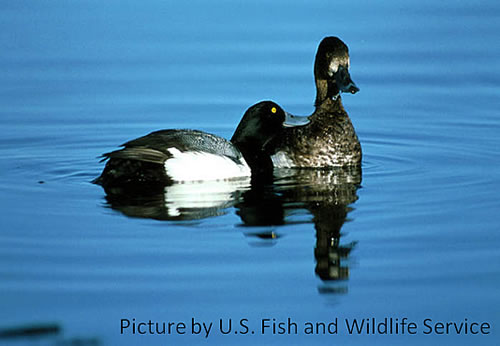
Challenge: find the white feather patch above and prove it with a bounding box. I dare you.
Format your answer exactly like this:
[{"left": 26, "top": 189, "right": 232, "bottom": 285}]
[
  {"left": 271, "top": 151, "right": 295, "bottom": 168},
  {"left": 328, "top": 56, "right": 350, "bottom": 76},
  {"left": 328, "top": 59, "right": 340, "bottom": 76},
  {"left": 164, "top": 147, "right": 251, "bottom": 182}
]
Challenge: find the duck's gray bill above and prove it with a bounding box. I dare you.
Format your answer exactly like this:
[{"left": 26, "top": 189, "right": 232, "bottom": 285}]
[
  {"left": 283, "top": 112, "right": 310, "bottom": 127},
  {"left": 337, "top": 66, "right": 359, "bottom": 94}
]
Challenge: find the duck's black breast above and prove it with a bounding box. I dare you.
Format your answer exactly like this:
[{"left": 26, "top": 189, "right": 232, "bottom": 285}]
[
  {"left": 271, "top": 100, "right": 361, "bottom": 168},
  {"left": 94, "top": 129, "right": 245, "bottom": 187}
]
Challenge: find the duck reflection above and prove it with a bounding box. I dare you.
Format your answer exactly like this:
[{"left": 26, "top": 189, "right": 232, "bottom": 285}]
[
  {"left": 239, "top": 167, "right": 361, "bottom": 283},
  {"left": 101, "top": 179, "right": 251, "bottom": 221},
  {"left": 99, "top": 166, "right": 361, "bottom": 284}
]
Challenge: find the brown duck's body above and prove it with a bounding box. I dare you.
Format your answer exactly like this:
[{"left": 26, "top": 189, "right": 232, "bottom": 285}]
[{"left": 272, "top": 97, "right": 361, "bottom": 168}]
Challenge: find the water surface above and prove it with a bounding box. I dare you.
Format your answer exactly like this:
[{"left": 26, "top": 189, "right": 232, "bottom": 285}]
[{"left": 1, "top": 0, "right": 499, "bottom": 345}]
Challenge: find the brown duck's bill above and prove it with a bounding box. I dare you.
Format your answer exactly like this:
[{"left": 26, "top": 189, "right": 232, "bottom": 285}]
[
  {"left": 336, "top": 66, "right": 360, "bottom": 94},
  {"left": 341, "top": 80, "right": 360, "bottom": 94},
  {"left": 283, "top": 112, "right": 311, "bottom": 127}
]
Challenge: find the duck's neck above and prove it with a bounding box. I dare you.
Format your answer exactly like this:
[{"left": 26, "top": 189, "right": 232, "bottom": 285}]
[
  {"left": 315, "top": 78, "right": 336, "bottom": 106},
  {"left": 314, "top": 77, "right": 345, "bottom": 109},
  {"left": 314, "top": 92, "right": 345, "bottom": 115}
]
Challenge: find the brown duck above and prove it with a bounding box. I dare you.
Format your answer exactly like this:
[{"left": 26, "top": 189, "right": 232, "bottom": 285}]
[{"left": 271, "top": 37, "right": 361, "bottom": 168}]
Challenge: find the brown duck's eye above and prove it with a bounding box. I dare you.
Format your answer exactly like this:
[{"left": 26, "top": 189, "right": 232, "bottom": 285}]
[{"left": 271, "top": 107, "right": 277, "bottom": 114}]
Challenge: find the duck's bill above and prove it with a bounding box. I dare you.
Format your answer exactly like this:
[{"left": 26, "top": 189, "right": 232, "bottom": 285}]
[
  {"left": 336, "top": 66, "right": 360, "bottom": 94},
  {"left": 341, "top": 80, "right": 360, "bottom": 94},
  {"left": 283, "top": 112, "right": 310, "bottom": 127}
]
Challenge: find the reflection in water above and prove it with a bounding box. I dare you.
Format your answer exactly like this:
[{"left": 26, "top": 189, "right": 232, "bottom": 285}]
[
  {"left": 102, "top": 179, "right": 251, "bottom": 221},
  {"left": 293, "top": 168, "right": 360, "bottom": 283},
  {"left": 99, "top": 167, "right": 361, "bottom": 286},
  {"left": 241, "top": 167, "right": 361, "bottom": 285}
]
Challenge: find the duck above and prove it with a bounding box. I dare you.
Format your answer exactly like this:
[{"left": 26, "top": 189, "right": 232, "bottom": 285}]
[
  {"left": 93, "top": 101, "right": 310, "bottom": 188},
  {"left": 271, "top": 36, "right": 361, "bottom": 168}
]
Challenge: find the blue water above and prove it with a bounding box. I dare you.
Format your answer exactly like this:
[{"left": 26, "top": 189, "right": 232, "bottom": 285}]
[{"left": 1, "top": 0, "right": 499, "bottom": 345}]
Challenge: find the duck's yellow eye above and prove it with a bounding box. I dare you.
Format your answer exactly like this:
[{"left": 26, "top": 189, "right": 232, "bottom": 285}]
[{"left": 271, "top": 107, "right": 277, "bottom": 114}]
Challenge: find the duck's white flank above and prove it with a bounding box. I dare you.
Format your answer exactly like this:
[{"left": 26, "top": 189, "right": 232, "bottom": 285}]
[
  {"left": 271, "top": 151, "right": 295, "bottom": 168},
  {"left": 164, "top": 147, "right": 251, "bottom": 182}
]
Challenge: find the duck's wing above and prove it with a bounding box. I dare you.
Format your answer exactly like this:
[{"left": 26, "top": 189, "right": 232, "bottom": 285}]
[{"left": 100, "top": 129, "right": 243, "bottom": 164}]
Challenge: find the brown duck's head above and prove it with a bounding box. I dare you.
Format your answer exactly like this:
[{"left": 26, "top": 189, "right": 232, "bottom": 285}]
[{"left": 314, "top": 37, "right": 359, "bottom": 106}]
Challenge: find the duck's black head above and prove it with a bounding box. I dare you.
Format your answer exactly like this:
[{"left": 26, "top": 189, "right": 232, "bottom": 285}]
[
  {"left": 231, "top": 101, "right": 309, "bottom": 173},
  {"left": 231, "top": 101, "right": 309, "bottom": 151},
  {"left": 314, "top": 36, "right": 359, "bottom": 106}
]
